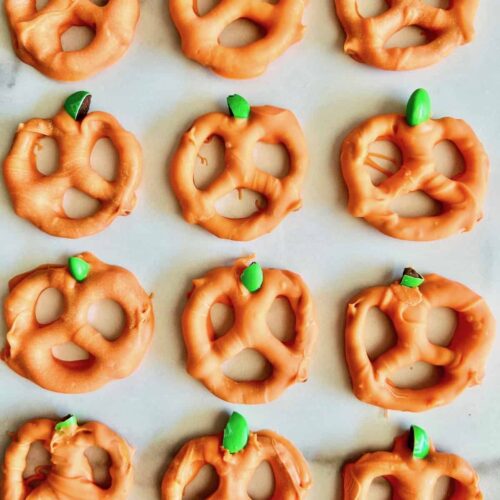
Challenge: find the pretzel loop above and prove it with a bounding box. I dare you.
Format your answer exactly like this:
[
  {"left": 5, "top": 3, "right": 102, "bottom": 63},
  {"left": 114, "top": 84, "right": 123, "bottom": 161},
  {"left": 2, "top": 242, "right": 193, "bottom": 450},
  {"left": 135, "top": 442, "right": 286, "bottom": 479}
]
[
  {"left": 345, "top": 274, "right": 495, "bottom": 411},
  {"left": 334, "top": 0, "right": 478, "bottom": 70},
  {"left": 2, "top": 253, "right": 155, "bottom": 393},
  {"left": 5, "top": 0, "right": 140, "bottom": 81},
  {"left": 182, "top": 257, "right": 317, "bottom": 403}
]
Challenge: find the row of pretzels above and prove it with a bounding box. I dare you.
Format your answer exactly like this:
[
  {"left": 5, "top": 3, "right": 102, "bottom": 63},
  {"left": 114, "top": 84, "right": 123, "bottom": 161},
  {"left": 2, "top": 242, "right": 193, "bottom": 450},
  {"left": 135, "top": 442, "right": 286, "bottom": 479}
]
[{"left": 4, "top": 1, "right": 478, "bottom": 81}]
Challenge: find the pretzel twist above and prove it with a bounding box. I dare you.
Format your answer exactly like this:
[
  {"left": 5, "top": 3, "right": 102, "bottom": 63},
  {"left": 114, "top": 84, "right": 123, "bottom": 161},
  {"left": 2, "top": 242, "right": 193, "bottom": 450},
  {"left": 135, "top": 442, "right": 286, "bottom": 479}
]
[
  {"left": 343, "top": 432, "right": 482, "bottom": 499},
  {"left": 169, "top": 0, "right": 306, "bottom": 78},
  {"left": 171, "top": 105, "right": 307, "bottom": 241},
  {"left": 345, "top": 274, "right": 495, "bottom": 412},
  {"left": 341, "top": 114, "right": 489, "bottom": 241},
  {"left": 4, "top": 0, "right": 140, "bottom": 81},
  {"left": 334, "top": 0, "right": 478, "bottom": 70},
  {"left": 2, "top": 252, "right": 155, "bottom": 393},
  {"left": 162, "top": 431, "right": 311, "bottom": 499},
  {"left": 3, "top": 106, "right": 142, "bottom": 238},
  {"left": 2, "top": 418, "right": 134, "bottom": 500},
  {"left": 182, "top": 256, "right": 317, "bottom": 404}
]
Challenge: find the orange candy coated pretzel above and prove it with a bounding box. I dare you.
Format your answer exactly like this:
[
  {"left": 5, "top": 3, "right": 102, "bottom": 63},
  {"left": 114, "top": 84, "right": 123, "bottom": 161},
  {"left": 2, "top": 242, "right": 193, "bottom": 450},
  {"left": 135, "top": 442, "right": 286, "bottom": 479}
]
[
  {"left": 171, "top": 101, "right": 307, "bottom": 241},
  {"left": 2, "top": 252, "right": 155, "bottom": 393},
  {"left": 169, "top": 0, "right": 306, "bottom": 78},
  {"left": 334, "top": 0, "right": 478, "bottom": 70},
  {"left": 3, "top": 100, "right": 142, "bottom": 238},
  {"left": 162, "top": 430, "right": 311, "bottom": 499},
  {"left": 2, "top": 417, "right": 134, "bottom": 500},
  {"left": 343, "top": 431, "right": 482, "bottom": 499},
  {"left": 182, "top": 256, "right": 317, "bottom": 404},
  {"left": 345, "top": 273, "right": 495, "bottom": 412},
  {"left": 4, "top": 0, "right": 140, "bottom": 81},
  {"left": 341, "top": 113, "right": 489, "bottom": 241}
]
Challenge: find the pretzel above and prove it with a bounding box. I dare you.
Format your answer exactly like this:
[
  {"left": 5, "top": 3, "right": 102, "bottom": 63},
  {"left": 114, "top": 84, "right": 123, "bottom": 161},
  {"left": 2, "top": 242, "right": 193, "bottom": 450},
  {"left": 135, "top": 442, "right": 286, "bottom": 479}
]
[
  {"left": 334, "top": 0, "right": 478, "bottom": 70},
  {"left": 3, "top": 93, "right": 143, "bottom": 238},
  {"left": 169, "top": 0, "right": 306, "bottom": 78},
  {"left": 2, "top": 252, "right": 155, "bottom": 393},
  {"left": 340, "top": 93, "right": 489, "bottom": 241},
  {"left": 182, "top": 256, "right": 317, "bottom": 404},
  {"left": 2, "top": 416, "right": 134, "bottom": 499},
  {"left": 4, "top": 0, "right": 140, "bottom": 81},
  {"left": 345, "top": 271, "right": 495, "bottom": 412},
  {"left": 162, "top": 429, "right": 311, "bottom": 499},
  {"left": 171, "top": 95, "right": 307, "bottom": 241},
  {"left": 343, "top": 430, "right": 482, "bottom": 499}
]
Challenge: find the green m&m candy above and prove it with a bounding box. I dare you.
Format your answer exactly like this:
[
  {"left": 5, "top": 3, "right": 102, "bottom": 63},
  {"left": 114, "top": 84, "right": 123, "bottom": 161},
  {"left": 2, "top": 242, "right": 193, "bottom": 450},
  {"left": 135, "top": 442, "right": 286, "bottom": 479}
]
[
  {"left": 64, "top": 91, "right": 92, "bottom": 121},
  {"left": 227, "top": 94, "right": 250, "bottom": 119},
  {"left": 55, "top": 414, "right": 78, "bottom": 432},
  {"left": 408, "top": 425, "right": 430, "bottom": 459},
  {"left": 240, "top": 262, "right": 263, "bottom": 293},
  {"left": 406, "top": 88, "right": 431, "bottom": 127},
  {"left": 68, "top": 256, "right": 90, "bottom": 282},
  {"left": 223, "top": 412, "right": 249, "bottom": 454},
  {"left": 400, "top": 267, "right": 424, "bottom": 288}
]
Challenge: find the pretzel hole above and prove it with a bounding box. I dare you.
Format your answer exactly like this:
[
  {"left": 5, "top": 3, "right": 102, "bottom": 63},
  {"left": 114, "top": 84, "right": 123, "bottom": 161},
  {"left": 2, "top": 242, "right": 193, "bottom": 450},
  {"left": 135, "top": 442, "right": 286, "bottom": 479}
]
[
  {"left": 35, "top": 137, "right": 59, "bottom": 176},
  {"left": 427, "top": 308, "right": 457, "bottom": 347},
  {"left": 223, "top": 349, "right": 272, "bottom": 381},
  {"left": 36, "top": 0, "right": 50, "bottom": 9},
  {"left": 36, "top": 288, "right": 65, "bottom": 325},
  {"left": 183, "top": 464, "right": 219, "bottom": 499},
  {"left": 434, "top": 476, "right": 454, "bottom": 499},
  {"left": 366, "top": 477, "right": 391, "bottom": 499},
  {"left": 51, "top": 342, "right": 91, "bottom": 365},
  {"left": 91, "top": 138, "right": 119, "bottom": 182},
  {"left": 194, "top": 135, "right": 225, "bottom": 190},
  {"left": 63, "top": 189, "right": 101, "bottom": 219},
  {"left": 85, "top": 446, "right": 112, "bottom": 489},
  {"left": 422, "top": 0, "right": 450, "bottom": 8},
  {"left": 253, "top": 143, "right": 290, "bottom": 179},
  {"left": 390, "top": 191, "right": 442, "bottom": 217},
  {"left": 389, "top": 362, "right": 442, "bottom": 389},
  {"left": 365, "top": 140, "right": 402, "bottom": 186},
  {"left": 364, "top": 308, "right": 397, "bottom": 361},
  {"left": 267, "top": 297, "right": 295, "bottom": 343},
  {"left": 433, "top": 141, "right": 465, "bottom": 179},
  {"left": 210, "top": 302, "right": 235, "bottom": 338},
  {"left": 219, "top": 20, "right": 266, "bottom": 48},
  {"left": 194, "top": 0, "right": 220, "bottom": 16},
  {"left": 384, "top": 26, "right": 432, "bottom": 49},
  {"left": 356, "top": 0, "right": 389, "bottom": 18},
  {"left": 61, "top": 26, "right": 95, "bottom": 52},
  {"left": 87, "top": 299, "right": 126, "bottom": 341},
  {"left": 90, "top": 0, "right": 110, "bottom": 5},
  {"left": 23, "top": 441, "right": 51, "bottom": 487},
  {"left": 215, "top": 189, "right": 267, "bottom": 218},
  {"left": 248, "top": 461, "right": 275, "bottom": 499}
]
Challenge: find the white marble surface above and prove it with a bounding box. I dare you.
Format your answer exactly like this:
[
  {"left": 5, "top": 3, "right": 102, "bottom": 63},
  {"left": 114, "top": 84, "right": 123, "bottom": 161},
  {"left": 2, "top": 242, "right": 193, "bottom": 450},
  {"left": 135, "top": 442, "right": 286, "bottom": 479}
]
[{"left": 1, "top": 0, "right": 500, "bottom": 498}]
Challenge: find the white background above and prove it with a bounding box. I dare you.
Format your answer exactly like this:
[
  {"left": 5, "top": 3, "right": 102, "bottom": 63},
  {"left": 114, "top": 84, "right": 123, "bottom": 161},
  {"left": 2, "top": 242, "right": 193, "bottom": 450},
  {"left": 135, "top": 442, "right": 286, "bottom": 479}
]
[{"left": 0, "top": 0, "right": 499, "bottom": 498}]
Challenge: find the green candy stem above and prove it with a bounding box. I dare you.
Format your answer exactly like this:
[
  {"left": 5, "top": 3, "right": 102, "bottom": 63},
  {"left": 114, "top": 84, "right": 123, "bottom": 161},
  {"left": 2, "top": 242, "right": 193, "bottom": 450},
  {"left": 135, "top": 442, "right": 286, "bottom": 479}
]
[
  {"left": 406, "top": 88, "right": 431, "bottom": 127},
  {"left": 68, "top": 256, "right": 90, "bottom": 282},
  {"left": 408, "top": 425, "right": 430, "bottom": 459},
  {"left": 240, "top": 262, "right": 263, "bottom": 293},
  {"left": 227, "top": 94, "right": 250, "bottom": 119},
  {"left": 64, "top": 91, "right": 92, "bottom": 121},
  {"left": 400, "top": 267, "right": 424, "bottom": 288},
  {"left": 55, "top": 414, "right": 78, "bottom": 432},
  {"left": 223, "top": 412, "right": 249, "bottom": 454}
]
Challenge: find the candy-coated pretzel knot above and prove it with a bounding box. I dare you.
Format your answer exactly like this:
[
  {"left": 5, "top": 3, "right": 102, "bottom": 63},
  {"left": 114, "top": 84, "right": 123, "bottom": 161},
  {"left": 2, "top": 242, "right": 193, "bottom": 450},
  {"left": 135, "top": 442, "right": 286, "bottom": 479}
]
[
  {"left": 4, "top": 104, "right": 142, "bottom": 238},
  {"left": 169, "top": 0, "right": 306, "bottom": 78},
  {"left": 343, "top": 431, "right": 482, "bottom": 499},
  {"left": 182, "top": 256, "right": 317, "bottom": 404},
  {"left": 4, "top": 0, "right": 140, "bottom": 81},
  {"left": 162, "top": 431, "right": 311, "bottom": 499},
  {"left": 2, "top": 418, "right": 134, "bottom": 500},
  {"left": 341, "top": 114, "right": 489, "bottom": 241},
  {"left": 2, "top": 252, "right": 155, "bottom": 393},
  {"left": 171, "top": 105, "right": 307, "bottom": 241},
  {"left": 345, "top": 274, "right": 495, "bottom": 412},
  {"left": 334, "top": 0, "right": 478, "bottom": 70}
]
